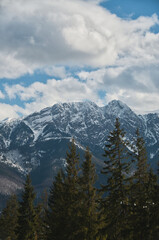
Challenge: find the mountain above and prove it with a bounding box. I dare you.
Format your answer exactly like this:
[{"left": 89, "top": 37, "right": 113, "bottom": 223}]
[{"left": 0, "top": 100, "right": 159, "bottom": 208}]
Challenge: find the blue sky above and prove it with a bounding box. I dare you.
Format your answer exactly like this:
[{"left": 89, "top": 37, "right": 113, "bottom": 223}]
[
  {"left": 101, "top": 0, "right": 159, "bottom": 19},
  {"left": 0, "top": 0, "right": 159, "bottom": 119}
]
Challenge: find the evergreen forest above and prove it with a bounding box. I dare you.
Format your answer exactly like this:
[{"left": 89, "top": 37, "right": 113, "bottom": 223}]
[{"left": 0, "top": 118, "right": 159, "bottom": 240}]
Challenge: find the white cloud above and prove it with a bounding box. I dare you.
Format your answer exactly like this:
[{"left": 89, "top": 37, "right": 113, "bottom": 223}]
[
  {"left": 0, "top": 0, "right": 158, "bottom": 78},
  {"left": 106, "top": 90, "right": 159, "bottom": 114},
  {"left": 0, "top": 90, "right": 5, "bottom": 99},
  {"left": 44, "top": 66, "right": 67, "bottom": 78},
  {"left": 0, "top": 53, "right": 34, "bottom": 79},
  {"left": 77, "top": 63, "right": 159, "bottom": 113},
  {"left": 0, "top": 0, "right": 159, "bottom": 116},
  {"left": 3, "top": 61, "right": 159, "bottom": 117},
  {"left": 0, "top": 103, "right": 23, "bottom": 120},
  {"left": 4, "top": 77, "right": 101, "bottom": 115}
]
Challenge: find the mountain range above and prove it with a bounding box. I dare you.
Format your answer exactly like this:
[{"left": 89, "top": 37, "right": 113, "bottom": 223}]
[{"left": 0, "top": 100, "right": 159, "bottom": 208}]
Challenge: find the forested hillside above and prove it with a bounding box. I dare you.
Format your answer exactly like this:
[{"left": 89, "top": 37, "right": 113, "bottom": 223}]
[{"left": 0, "top": 119, "right": 159, "bottom": 240}]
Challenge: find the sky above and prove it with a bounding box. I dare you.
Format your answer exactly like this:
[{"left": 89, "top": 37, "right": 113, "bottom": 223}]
[{"left": 0, "top": 0, "right": 159, "bottom": 120}]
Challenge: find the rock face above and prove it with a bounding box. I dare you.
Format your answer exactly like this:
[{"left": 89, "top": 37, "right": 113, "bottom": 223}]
[{"left": 0, "top": 100, "right": 159, "bottom": 203}]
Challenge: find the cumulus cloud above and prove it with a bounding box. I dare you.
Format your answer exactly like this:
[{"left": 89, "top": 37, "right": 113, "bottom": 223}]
[
  {"left": 0, "top": 53, "right": 34, "bottom": 79},
  {"left": 44, "top": 66, "right": 67, "bottom": 78},
  {"left": 4, "top": 77, "right": 102, "bottom": 116},
  {"left": 0, "top": 103, "right": 23, "bottom": 120},
  {"left": 77, "top": 63, "right": 159, "bottom": 113},
  {"left": 3, "top": 60, "right": 159, "bottom": 118},
  {"left": 0, "top": 0, "right": 158, "bottom": 78},
  {"left": 0, "top": 0, "right": 159, "bottom": 117}
]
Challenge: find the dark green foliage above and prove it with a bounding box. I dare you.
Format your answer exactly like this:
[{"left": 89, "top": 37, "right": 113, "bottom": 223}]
[
  {"left": 47, "top": 142, "right": 101, "bottom": 240},
  {"left": 65, "top": 138, "right": 80, "bottom": 180},
  {"left": 133, "top": 129, "right": 149, "bottom": 184},
  {"left": 155, "top": 166, "right": 159, "bottom": 238},
  {"left": 130, "top": 129, "right": 150, "bottom": 239},
  {"left": 17, "top": 175, "right": 38, "bottom": 240},
  {"left": 100, "top": 118, "right": 131, "bottom": 240},
  {"left": 0, "top": 123, "right": 159, "bottom": 240},
  {"left": 36, "top": 190, "right": 48, "bottom": 240},
  {"left": 47, "top": 139, "right": 81, "bottom": 240},
  {"left": 78, "top": 147, "right": 100, "bottom": 240},
  {"left": 146, "top": 169, "right": 159, "bottom": 239},
  {"left": 0, "top": 195, "right": 19, "bottom": 240},
  {"left": 62, "top": 139, "right": 81, "bottom": 240},
  {"left": 47, "top": 170, "right": 66, "bottom": 240}
]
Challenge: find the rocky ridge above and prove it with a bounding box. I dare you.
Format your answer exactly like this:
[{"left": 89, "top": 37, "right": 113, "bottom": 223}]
[{"left": 0, "top": 100, "right": 159, "bottom": 200}]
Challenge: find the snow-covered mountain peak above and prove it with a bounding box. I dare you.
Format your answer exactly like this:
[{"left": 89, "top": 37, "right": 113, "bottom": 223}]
[
  {"left": 53, "top": 101, "right": 99, "bottom": 112},
  {"left": 106, "top": 99, "right": 130, "bottom": 111},
  {"left": 23, "top": 100, "right": 139, "bottom": 143},
  {"left": 0, "top": 99, "right": 159, "bottom": 197},
  {"left": 0, "top": 117, "right": 20, "bottom": 126},
  {"left": 104, "top": 100, "right": 136, "bottom": 119}
]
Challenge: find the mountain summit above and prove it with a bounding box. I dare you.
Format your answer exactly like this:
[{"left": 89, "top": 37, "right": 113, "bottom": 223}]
[
  {"left": 0, "top": 100, "right": 159, "bottom": 204},
  {"left": 105, "top": 100, "right": 134, "bottom": 116}
]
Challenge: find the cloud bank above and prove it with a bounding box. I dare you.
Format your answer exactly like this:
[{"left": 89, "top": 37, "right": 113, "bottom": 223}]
[
  {"left": 0, "top": 0, "right": 159, "bottom": 119},
  {"left": 0, "top": 0, "right": 158, "bottom": 77}
]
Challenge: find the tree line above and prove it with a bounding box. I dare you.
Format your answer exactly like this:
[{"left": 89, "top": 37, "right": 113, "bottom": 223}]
[{"left": 0, "top": 118, "right": 159, "bottom": 240}]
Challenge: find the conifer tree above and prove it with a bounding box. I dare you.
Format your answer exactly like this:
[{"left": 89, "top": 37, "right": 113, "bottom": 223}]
[
  {"left": 47, "top": 139, "right": 81, "bottom": 240},
  {"left": 130, "top": 129, "right": 149, "bottom": 239},
  {"left": 100, "top": 118, "right": 131, "bottom": 240},
  {"left": 47, "top": 170, "right": 66, "bottom": 240},
  {"left": 0, "top": 195, "right": 19, "bottom": 240},
  {"left": 78, "top": 147, "right": 99, "bottom": 240},
  {"left": 66, "top": 138, "right": 80, "bottom": 181},
  {"left": 36, "top": 190, "right": 48, "bottom": 240},
  {"left": 63, "top": 138, "right": 81, "bottom": 240},
  {"left": 17, "top": 175, "right": 38, "bottom": 240},
  {"left": 154, "top": 163, "right": 159, "bottom": 238},
  {"left": 146, "top": 169, "right": 159, "bottom": 239},
  {"left": 133, "top": 129, "right": 149, "bottom": 184}
]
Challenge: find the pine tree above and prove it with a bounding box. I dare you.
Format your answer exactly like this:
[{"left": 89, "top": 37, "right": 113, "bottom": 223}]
[
  {"left": 36, "top": 190, "right": 48, "bottom": 240},
  {"left": 154, "top": 162, "right": 159, "bottom": 238},
  {"left": 100, "top": 118, "right": 131, "bottom": 240},
  {"left": 130, "top": 129, "right": 149, "bottom": 239},
  {"left": 66, "top": 138, "right": 80, "bottom": 181},
  {"left": 63, "top": 138, "right": 81, "bottom": 240},
  {"left": 0, "top": 195, "right": 19, "bottom": 240},
  {"left": 47, "top": 139, "right": 81, "bottom": 240},
  {"left": 78, "top": 147, "right": 99, "bottom": 240},
  {"left": 47, "top": 170, "right": 66, "bottom": 240},
  {"left": 146, "top": 169, "right": 159, "bottom": 239},
  {"left": 17, "top": 175, "right": 38, "bottom": 240}
]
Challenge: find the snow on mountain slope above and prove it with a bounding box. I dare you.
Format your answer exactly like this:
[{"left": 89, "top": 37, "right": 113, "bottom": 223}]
[
  {"left": 104, "top": 100, "right": 136, "bottom": 119},
  {"left": 0, "top": 100, "right": 159, "bottom": 207},
  {"left": 0, "top": 100, "right": 159, "bottom": 177}
]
